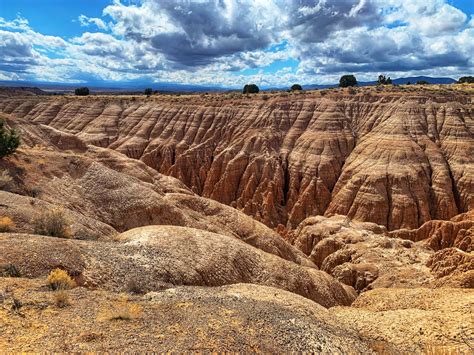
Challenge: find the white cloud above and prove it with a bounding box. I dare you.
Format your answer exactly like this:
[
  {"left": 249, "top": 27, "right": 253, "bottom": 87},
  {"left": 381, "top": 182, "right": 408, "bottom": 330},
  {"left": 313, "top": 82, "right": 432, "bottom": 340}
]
[
  {"left": 78, "top": 15, "right": 108, "bottom": 31},
  {"left": 0, "top": 16, "right": 30, "bottom": 31},
  {"left": 0, "top": 0, "right": 472, "bottom": 86}
]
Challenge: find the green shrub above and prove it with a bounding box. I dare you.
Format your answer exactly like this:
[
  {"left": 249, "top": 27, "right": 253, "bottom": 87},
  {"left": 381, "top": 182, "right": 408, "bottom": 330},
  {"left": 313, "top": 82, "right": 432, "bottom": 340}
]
[
  {"left": 144, "top": 88, "right": 153, "bottom": 96},
  {"left": 0, "top": 119, "right": 20, "bottom": 159},
  {"left": 242, "top": 84, "right": 259, "bottom": 94},
  {"left": 458, "top": 76, "right": 474, "bottom": 84},
  {"left": 74, "top": 87, "right": 90, "bottom": 96},
  {"left": 291, "top": 84, "right": 302, "bottom": 91},
  {"left": 339, "top": 75, "right": 357, "bottom": 87}
]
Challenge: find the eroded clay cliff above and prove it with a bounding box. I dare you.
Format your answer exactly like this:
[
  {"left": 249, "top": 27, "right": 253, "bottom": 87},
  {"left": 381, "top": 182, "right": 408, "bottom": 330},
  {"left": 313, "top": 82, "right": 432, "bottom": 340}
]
[{"left": 0, "top": 86, "right": 472, "bottom": 230}]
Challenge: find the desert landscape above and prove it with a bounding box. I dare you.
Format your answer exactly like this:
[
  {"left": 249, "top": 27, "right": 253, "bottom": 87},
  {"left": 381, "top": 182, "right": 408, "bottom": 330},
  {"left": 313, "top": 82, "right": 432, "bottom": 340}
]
[
  {"left": 1, "top": 0, "right": 473, "bottom": 352},
  {"left": 0, "top": 84, "right": 472, "bottom": 352}
]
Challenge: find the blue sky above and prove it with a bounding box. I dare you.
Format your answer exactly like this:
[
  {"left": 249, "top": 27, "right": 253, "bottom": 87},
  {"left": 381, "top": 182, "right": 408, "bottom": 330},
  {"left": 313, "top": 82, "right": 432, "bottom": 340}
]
[{"left": 0, "top": 0, "right": 473, "bottom": 88}]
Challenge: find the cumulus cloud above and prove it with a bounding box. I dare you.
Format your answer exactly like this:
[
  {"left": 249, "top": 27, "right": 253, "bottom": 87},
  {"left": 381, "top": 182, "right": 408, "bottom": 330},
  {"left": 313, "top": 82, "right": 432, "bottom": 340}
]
[
  {"left": 0, "top": 0, "right": 472, "bottom": 86},
  {"left": 104, "top": 0, "right": 284, "bottom": 67},
  {"left": 78, "top": 15, "right": 108, "bottom": 31},
  {"left": 0, "top": 16, "right": 30, "bottom": 31},
  {"left": 288, "top": 0, "right": 382, "bottom": 44}
]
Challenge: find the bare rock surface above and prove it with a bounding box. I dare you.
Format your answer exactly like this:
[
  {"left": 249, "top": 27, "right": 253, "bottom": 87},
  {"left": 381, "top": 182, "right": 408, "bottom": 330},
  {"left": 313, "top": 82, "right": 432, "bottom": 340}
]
[
  {"left": 0, "top": 229, "right": 354, "bottom": 308},
  {"left": 292, "top": 215, "right": 438, "bottom": 291},
  {"left": 332, "top": 287, "right": 474, "bottom": 353},
  {"left": 390, "top": 210, "right": 474, "bottom": 251},
  {"left": 1, "top": 87, "right": 471, "bottom": 230},
  {"left": 0, "top": 88, "right": 473, "bottom": 352},
  {"left": 427, "top": 248, "right": 474, "bottom": 287},
  {"left": 0, "top": 116, "right": 310, "bottom": 266}
]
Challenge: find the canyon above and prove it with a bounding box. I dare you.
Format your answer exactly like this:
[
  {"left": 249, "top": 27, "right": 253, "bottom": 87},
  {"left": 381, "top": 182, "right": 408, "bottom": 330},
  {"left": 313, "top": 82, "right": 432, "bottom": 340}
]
[
  {"left": 0, "top": 86, "right": 472, "bottom": 231},
  {"left": 0, "top": 85, "right": 472, "bottom": 352}
]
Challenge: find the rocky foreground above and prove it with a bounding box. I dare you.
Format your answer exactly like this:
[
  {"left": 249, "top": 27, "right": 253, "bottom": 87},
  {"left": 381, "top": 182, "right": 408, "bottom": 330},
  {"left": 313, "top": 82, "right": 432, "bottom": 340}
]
[{"left": 0, "top": 86, "right": 473, "bottom": 352}]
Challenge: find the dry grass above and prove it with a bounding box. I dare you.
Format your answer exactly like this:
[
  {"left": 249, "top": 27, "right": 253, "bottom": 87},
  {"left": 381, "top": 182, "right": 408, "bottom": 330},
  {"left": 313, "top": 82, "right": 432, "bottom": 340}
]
[
  {"left": 99, "top": 295, "right": 142, "bottom": 321},
  {"left": 33, "top": 207, "right": 72, "bottom": 238},
  {"left": 47, "top": 268, "right": 76, "bottom": 291},
  {"left": 0, "top": 216, "right": 15, "bottom": 232},
  {"left": 0, "top": 170, "right": 13, "bottom": 191},
  {"left": 1, "top": 263, "right": 21, "bottom": 277},
  {"left": 53, "top": 289, "right": 70, "bottom": 308}
]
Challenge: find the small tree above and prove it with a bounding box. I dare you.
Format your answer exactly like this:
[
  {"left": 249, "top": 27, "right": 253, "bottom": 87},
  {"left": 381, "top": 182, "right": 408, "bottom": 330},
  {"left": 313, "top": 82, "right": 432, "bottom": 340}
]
[
  {"left": 75, "top": 87, "right": 89, "bottom": 96},
  {"left": 377, "top": 75, "right": 392, "bottom": 85},
  {"left": 291, "top": 84, "right": 303, "bottom": 91},
  {"left": 243, "top": 84, "right": 259, "bottom": 94},
  {"left": 458, "top": 76, "right": 474, "bottom": 84},
  {"left": 144, "top": 88, "right": 153, "bottom": 96},
  {"left": 339, "top": 75, "right": 357, "bottom": 87},
  {"left": 0, "top": 119, "right": 20, "bottom": 159}
]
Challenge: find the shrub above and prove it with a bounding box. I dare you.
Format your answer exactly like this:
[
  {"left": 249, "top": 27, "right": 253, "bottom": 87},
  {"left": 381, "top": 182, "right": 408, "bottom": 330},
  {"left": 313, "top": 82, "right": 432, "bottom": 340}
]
[
  {"left": 54, "top": 289, "right": 70, "bottom": 308},
  {"left": 0, "top": 216, "right": 15, "bottom": 232},
  {"left": 242, "top": 84, "right": 259, "bottom": 94},
  {"left": 416, "top": 80, "right": 429, "bottom": 85},
  {"left": 0, "top": 170, "right": 13, "bottom": 191},
  {"left": 33, "top": 207, "right": 72, "bottom": 238},
  {"left": 0, "top": 119, "right": 20, "bottom": 159},
  {"left": 25, "top": 186, "right": 42, "bottom": 198},
  {"left": 2, "top": 263, "right": 21, "bottom": 277},
  {"left": 291, "top": 84, "right": 303, "bottom": 91},
  {"left": 144, "top": 88, "right": 153, "bottom": 96},
  {"left": 102, "top": 296, "right": 142, "bottom": 321},
  {"left": 339, "top": 75, "right": 357, "bottom": 87},
  {"left": 11, "top": 297, "right": 22, "bottom": 311},
  {"left": 126, "top": 279, "right": 144, "bottom": 294},
  {"left": 458, "top": 76, "right": 474, "bottom": 84},
  {"left": 47, "top": 268, "right": 76, "bottom": 290},
  {"left": 74, "top": 87, "right": 89, "bottom": 96}
]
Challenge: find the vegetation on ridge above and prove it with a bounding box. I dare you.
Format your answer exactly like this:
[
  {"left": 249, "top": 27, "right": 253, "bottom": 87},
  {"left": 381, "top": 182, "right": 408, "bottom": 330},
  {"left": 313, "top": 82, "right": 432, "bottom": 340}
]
[
  {"left": 339, "top": 75, "right": 357, "bottom": 87},
  {"left": 0, "top": 119, "right": 20, "bottom": 159}
]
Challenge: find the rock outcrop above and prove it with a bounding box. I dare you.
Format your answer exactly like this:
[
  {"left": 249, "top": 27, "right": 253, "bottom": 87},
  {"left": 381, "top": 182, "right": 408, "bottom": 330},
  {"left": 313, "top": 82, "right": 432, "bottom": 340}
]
[
  {"left": 0, "top": 116, "right": 311, "bottom": 266},
  {"left": 389, "top": 210, "right": 474, "bottom": 251},
  {"left": 427, "top": 248, "right": 474, "bottom": 287},
  {"left": 332, "top": 287, "right": 474, "bottom": 353},
  {"left": 1, "top": 87, "right": 472, "bottom": 230},
  {"left": 292, "top": 215, "right": 438, "bottom": 291},
  {"left": 0, "top": 229, "right": 355, "bottom": 307}
]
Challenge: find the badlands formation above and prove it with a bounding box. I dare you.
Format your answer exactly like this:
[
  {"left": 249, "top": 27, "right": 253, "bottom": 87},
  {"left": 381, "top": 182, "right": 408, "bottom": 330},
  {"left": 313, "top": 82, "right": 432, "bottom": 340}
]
[{"left": 0, "top": 85, "right": 472, "bottom": 352}]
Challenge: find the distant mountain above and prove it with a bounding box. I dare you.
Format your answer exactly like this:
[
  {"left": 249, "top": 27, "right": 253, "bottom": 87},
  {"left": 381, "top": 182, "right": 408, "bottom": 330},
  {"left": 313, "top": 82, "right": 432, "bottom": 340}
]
[
  {"left": 0, "top": 80, "right": 226, "bottom": 93},
  {"left": 0, "top": 86, "right": 47, "bottom": 96},
  {"left": 303, "top": 76, "right": 457, "bottom": 89},
  {"left": 0, "top": 75, "right": 459, "bottom": 94},
  {"left": 389, "top": 76, "right": 457, "bottom": 85}
]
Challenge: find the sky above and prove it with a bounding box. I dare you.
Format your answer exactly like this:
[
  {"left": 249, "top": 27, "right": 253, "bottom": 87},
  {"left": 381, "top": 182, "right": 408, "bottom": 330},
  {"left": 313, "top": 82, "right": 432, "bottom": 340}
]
[{"left": 0, "top": 0, "right": 473, "bottom": 88}]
